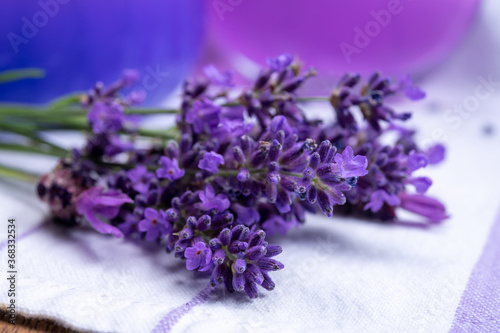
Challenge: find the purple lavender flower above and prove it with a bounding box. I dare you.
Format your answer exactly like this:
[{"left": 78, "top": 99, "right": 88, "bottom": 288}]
[
  {"left": 407, "top": 150, "right": 428, "bottom": 172},
  {"left": 399, "top": 74, "right": 426, "bottom": 100},
  {"left": 203, "top": 64, "right": 233, "bottom": 87},
  {"left": 127, "top": 165, "right": 154, "bottom": 194},
  {"left": 266, "top": 53, "right": 293, "bottom": 72},
  {"left": 334, "top": 146, "right": 369, "bottom": 178},
  {"left": 75, "top": 187, "right": 133, "bottom": 238},
  {"left": 198, "top": 185, "right": 230, "bottom": 212},
  {"left": 156, "top": 156, "right": 185, "bottom": 181},
  {"left": 399, "top": 193, "right": 448, "bottom": 223},
  {"left": 87, "top": 101, "right": 125, "bottom": 134},
  {"left": 185, "top": 99, "right": 221, "bottom": 134},
  {"left": 198, "top": 151, "right": 224, "bottom": 174},
  {"left": 118, "top": 212, "right": 141, "bottom": 237},
  {"left": 185, "top": 242, "right": 212, "bottom": 271},
  {"left": 262, "top": 215, "right": 298, "bottom": 235},
  {"left": 104, "top": 136, "right": 134, "bottom": 156},
  {"left": 138, "top": 208, "right": 171, "bottom": 241},
  {"left": 425, "top": 144, "right": 445, "bottom": 165},
  {"left": 231, "top": 203, "right": 260, "bottom": 226},
  {"left": 408, "top": 177, "right": 432, "bottom": 194},
  {"left": 363, "top": 189, "right": 401, "bottom": 213}
]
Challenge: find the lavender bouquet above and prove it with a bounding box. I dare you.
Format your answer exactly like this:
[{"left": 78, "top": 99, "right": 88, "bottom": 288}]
[{"left": 0, "top": 55, "right": 447, "bottom": 299}]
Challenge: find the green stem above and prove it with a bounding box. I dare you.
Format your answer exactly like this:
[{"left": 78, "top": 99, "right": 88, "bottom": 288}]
[
  {"left": 0, "top": 122, "right": 69, "bottom": 155},
  {"left": 295, "top": 96, "right": 330, "bottom": 102},
  {"left": 0, "top": 164, "right": 39, "bottom": 183},
  {"left": 0, "top": 142, "right": 67, "bottom": 157},
  {"left": 125, "top": 108, "right": 179, "bottom": 115},
  {"left": 0, "top": 68, "right": 45, "bottom": 84}
]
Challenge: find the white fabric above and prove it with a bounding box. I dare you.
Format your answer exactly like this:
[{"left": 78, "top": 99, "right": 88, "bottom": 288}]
[{"left": 1, "top": 1, "right": 500, "bottom": 332}]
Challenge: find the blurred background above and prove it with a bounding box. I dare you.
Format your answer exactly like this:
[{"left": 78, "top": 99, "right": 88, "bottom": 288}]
[{"left": 0, "top": 0, "right": 494, "bottom": 105}]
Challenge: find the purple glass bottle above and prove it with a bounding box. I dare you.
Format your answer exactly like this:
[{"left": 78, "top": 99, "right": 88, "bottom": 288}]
[{"left": 209, "top": 0, "right": 480, "bottom": 86}]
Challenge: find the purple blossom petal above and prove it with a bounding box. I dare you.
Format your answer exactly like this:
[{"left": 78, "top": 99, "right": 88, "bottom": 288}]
[
  {"left": 399, "top": 74, "right": 426, "bottom": 100},
  {"left": 407, "top": 150, "right": 428, "bottom": 172},
  {"left": 87, "top": 102, "right": 125, "bottom": 134},
  {"left": 199, "top": 185, "right": 230, "bottom": 212},
  {"left": 364, "top": 189, "right": 401, "bottom": 213},
  {"left": 425, "top": 144, "right": 446, "bottom": 165},
  {"left": 185, "top": 99, "right": 221, "bottom": 134},
  {"left": 266, "top": 53, "right": 293, "bottom": 72},
  {"left": 156, "top": 157, "right": 185, "bottom": 181},
  {"left": 203, "top": 64, "right": 234, "bottom": 87},
  {"left": 231, "top": 204, "right": 260, "bottom": 226},
  {"left": 334, "top": 146, "right": 369, "bottom": 178},
  {"left": 399, "top": 193, "right": 448, "bottom": 223},
  {"left": 75, "top": 187, "right": 133, "bottom": 238},
  {"left": 409, "top": 177, "right": 433, "bottom": 194},
  {"left": 198, "top": 151, "right": 224, "bottom": 174}
]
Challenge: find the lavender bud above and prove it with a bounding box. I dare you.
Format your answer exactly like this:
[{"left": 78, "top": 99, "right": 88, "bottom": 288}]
[
  {"left": 237, "top": 168, "right": 251, "bottom": 182},
  {"left": 247, "top": 230, "right": 266, "bottom": 247},
  {"left": 180, "top": 134, "right": 192, "bottom": 153},
  {"left": 265, "top": 245, "right": 283, "bottom": 258},
  {"left": 166, "top": 141, "right": 179, "bottom": 159},
  {"left": 276, "top": 130, "right": 285, "bottom": 145},
  {"left": 210, "top": 264, "right": 226, "bottom": 286},
  {"left": 165, "top": 208, "right": 179, "bottom": 223},
  {"left": 254, "top": 69, "right": 271, "bottom": 90},
  {"left": 233, "top": 146, "right": 246, "bottom": 164},
  {"left": 212, "top": 212, "right": 234, "bottom": 229},
  {"left": 317, "top": 189, "right": 334, "bottom": 217},
  {"left": 325, "top": 145, "right": 337, "bottom": 163},
  {"left": 196, "top": 215, "right": 211, "bottom": 231},
  {"left": 309, "top": 152, "right": 320, "bottom": 170},
  {"left": 244, "top": 264, "right": 264, "bottom": 285},
  {"left": 240, "top": 135, "right": 254, "bottom": 154},
  {"left": 280, "top": 176, "right": 297, "bottom": 192},
  {"left": 234, "top": 259, "right": 247, "bottom": 273},
  {"left": 232, "top": 272, "right": 245, "bottom": 292},
  {"left": 212, "top": 249, "right": 226, "bottom": 265},
  {"left": 170, "top": 197, "right": 181, "bottom": 210},
  {"left": 179, "top": 228, "right": 194, "bottom": 240},
  {"left": 318, "top": 140, "right": 332, "bottom": 162},
  {"left": 218, "top": 228, "right": 232, "bottom": 246},
  {"left": 228, "top": 241, "right": 247, "bottom": 254},
  {"left": 209, "top": 237, "right": 222, "bottom": 250},
  {"left": 244, "top": 281, "right": 259, "bottom": 299},
  {"left": 186, "top": 216, "right": 197, "bottom": 228},
  {"left": 256, "top": 258, "right": 284, "bottom": 271},
  {"left": 303, "top": 167, "right": 314, "bottom": 180},
  {"left": 268, "top": 162, "right": 279, "bottom": 173},
  {"left": 230, "top": 225, "right": 245, "bottom": 241},
  {"left": 307, "top": 186, "right": 318, "bottom": 204},
  {"left": 269, "top": 140, "right": 282, "bottom": 162},
  {"left": 266, "top": 183, "right": 277, "bottom": 203},
  {"left": 180, "top": 191, "right": 195, "bottom": 205},
  {"left": 246, "top": 245, "right": 267, "bottom": 260},
  {"left": 261, "top": 272, "right": 276, "bottom": 291}
]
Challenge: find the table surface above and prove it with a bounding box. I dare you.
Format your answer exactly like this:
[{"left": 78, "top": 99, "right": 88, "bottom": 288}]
[{"left": 0, "top": 310, "right": 80, "bottom": 333}]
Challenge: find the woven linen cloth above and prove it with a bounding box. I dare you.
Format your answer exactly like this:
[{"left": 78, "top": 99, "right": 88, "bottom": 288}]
[{"left": 1, "top": 1, "right": 500, "bottom": 331}]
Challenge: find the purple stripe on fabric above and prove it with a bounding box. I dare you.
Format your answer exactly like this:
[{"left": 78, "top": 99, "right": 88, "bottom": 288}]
[
  {"left": 449, "top": 211, "right": 500, "bottom": 332},
  {"left": 151, "top": 284, "right": 215, "bottom": 333},
  {"left": 0, "top": 223, "right": 44, "bottom": 251}
]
